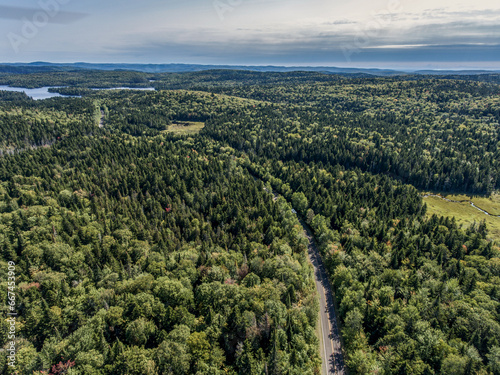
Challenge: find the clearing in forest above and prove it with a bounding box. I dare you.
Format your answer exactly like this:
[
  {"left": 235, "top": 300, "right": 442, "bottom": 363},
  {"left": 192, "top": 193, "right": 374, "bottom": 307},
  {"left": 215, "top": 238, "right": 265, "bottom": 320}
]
[
  {"left": 423, "top": 193, "right": 500, "bottom": 241},
  {"left": 165, "top": 121, "right": 205, "bottom": 134}
]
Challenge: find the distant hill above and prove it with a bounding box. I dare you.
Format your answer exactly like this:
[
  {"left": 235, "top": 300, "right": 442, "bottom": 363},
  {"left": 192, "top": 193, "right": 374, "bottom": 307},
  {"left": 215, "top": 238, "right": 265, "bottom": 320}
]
[
  {"left": 415, "top": 69, "right": 500, "bottom": 75},
  {"left": 0, "top": 64, "right": 83, "bottom": 74},
  {"left": 0, "top": 62, "right": 410, "bottom": 76},
  {"left": 1, "top": 62, "right": 499, "bottom": 81}
]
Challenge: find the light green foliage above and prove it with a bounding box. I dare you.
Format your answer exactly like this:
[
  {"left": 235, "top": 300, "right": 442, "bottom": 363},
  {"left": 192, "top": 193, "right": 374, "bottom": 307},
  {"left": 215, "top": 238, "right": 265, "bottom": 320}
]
[
  {"left": 1, "top": 70, "right": 499, "bottom": 375},
  {"left": 0, "top": 92, "right": 320, "bottom": 374},
  {"left": 291, "top": 192, "right": 308, "bottom": 214}
]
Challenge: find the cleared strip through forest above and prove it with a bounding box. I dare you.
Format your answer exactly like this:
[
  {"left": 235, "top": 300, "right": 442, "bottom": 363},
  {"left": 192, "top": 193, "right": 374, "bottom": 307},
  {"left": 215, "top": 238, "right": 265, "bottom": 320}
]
[
  {"left": 301, "top": 217, "right": 347, "bottom": 375},
  {"left": 260, "top": 178, "right": 346, "bottom": 375}
]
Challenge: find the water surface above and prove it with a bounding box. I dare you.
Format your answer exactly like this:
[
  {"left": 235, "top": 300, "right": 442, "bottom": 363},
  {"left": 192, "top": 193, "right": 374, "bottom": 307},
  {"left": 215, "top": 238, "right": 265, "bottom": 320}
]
[
  {"left": 0, "top": 86, "right": 156, "bottom": 100},
  {"left": 0, "top": 86, "right": 66, "bottom": 100}
]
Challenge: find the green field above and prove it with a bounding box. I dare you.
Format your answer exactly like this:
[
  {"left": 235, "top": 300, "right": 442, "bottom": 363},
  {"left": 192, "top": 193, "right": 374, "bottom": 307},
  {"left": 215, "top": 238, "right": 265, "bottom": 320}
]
[
  {"left": 471, "top": 193, "right": 500, "bottom": 216},
  {"left": 165, "top": 121, "right": 205, "bottom": 134},
  {"left": 442, "top": 192, "right": 500, "bottom": 215},
  {"left": 424, "top": 195, "right": 500, "bottom": 241}
]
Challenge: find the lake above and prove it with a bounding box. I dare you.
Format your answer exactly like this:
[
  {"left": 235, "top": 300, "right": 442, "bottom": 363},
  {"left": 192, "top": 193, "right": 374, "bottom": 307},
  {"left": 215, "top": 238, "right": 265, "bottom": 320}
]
[
  {"left": 0, "top": 86, "right": 67, "bottom": 100},
  {"left": 0, "top": 86, "right": 156, "bottom": 100}
]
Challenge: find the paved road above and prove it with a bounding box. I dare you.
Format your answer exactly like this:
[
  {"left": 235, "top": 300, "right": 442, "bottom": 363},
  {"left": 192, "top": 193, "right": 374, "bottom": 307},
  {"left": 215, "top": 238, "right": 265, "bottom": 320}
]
[
  {"left": 258, "top": 177, "right": 346, "bottom": 374},
  {"left": 300, "top": 219, "right": 347, "bottom": 375}
]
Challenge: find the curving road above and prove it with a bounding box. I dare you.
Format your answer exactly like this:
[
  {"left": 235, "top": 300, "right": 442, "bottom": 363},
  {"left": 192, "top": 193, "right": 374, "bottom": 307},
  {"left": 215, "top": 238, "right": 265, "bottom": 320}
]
[
  {"left": 258, "top": 176, "right": 346, "bottom": 374},
  {"left": 300, "top": 218, "right": 347, "bottom": 375}
]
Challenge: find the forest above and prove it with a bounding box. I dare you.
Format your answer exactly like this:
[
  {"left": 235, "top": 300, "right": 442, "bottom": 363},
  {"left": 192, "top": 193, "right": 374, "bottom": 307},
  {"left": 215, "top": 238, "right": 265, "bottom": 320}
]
[{"left": 0, "top": 69, "right": 499, "bottom": 374}]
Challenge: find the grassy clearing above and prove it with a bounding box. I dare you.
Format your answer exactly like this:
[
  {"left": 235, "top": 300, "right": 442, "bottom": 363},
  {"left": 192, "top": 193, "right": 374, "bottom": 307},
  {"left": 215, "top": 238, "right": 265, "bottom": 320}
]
[
  {"left": 424, "top": 196, "right": 500, "bottom": 241},
  {"left": 471, "top": 193, "right": 500, "bottom": 216},
  {"left": 445, "top": 194, "right": 470, "bottom": 201},
  {"left": 432, "top": 192, "right": 500, "bottom": 216},
  {"left": 165, "top": 121, "right": 205, "bottom": 135}
]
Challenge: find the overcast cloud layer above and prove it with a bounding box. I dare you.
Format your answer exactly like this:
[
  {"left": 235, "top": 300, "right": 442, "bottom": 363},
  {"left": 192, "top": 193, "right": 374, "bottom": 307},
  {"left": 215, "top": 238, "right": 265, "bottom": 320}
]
[{"left": 0, "top": 0, "right": 499, "bottom": 69}]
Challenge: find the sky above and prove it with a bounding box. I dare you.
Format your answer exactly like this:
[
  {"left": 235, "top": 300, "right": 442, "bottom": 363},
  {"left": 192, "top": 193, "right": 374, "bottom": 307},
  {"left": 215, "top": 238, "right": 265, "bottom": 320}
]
[{"left": 0, "top": 0, "right": 499, "bottom": 70}]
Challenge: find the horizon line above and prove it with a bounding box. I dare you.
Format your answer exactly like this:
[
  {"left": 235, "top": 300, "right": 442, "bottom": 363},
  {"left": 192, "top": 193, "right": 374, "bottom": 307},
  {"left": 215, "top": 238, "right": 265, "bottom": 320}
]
[{"left": 2, "top": 61, "right": 500, "bottom": 73}]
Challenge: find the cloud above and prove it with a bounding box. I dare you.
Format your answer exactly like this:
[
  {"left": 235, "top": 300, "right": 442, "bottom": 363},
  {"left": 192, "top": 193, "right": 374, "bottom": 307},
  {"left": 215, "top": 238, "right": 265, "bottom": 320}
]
[
  {"left": 0, "top": 0, "right": 498, "bottom": 68},
  {"left": 0, "top": 5, "right": 87, "bottom": 23},
  {"left": 104, "top": 5, "right": 500, "bottom": 65}
]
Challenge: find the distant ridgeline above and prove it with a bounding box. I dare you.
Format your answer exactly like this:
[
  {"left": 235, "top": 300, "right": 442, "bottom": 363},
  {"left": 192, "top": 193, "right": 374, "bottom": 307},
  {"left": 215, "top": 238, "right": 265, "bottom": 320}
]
[{"left": 0, "top": 70, "right": 499, "bottom": 375}]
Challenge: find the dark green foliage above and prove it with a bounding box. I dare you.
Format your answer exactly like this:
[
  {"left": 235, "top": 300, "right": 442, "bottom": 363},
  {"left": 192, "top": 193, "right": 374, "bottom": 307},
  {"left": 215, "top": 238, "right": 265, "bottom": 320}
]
[
  {"left": 0, "top": 97, "right": 96, "bottom": 152},
  {"left": 252, "top": 159, "right": 500, "bottom": 374},
  {"left": 199, "top": 78, "right": 500, "bottom": 194},
  {"left": 0, "top": 70, "right": 151, "bottom": 89},
  {"left": 1, "top": 70, "right": 499, "bottom": 375},
  {"left": 0, "top": 101, "right": 320, "bottom": 373}
]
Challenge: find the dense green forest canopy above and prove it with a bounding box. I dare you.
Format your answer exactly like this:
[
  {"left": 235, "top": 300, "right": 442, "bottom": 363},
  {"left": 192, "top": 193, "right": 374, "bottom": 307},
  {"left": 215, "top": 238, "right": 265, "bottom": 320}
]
[
  {"left": 0, "top": 134, "right": 321, "bottom": 374},
  {"left": 0, "top": 71, "right": 151, "bottom": 89},
  {"left": 40, "top": 71, "right": 500, "bottom": 194},
  {"left": 0, "top": 70, "right": 499, "bottom": 374}
]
